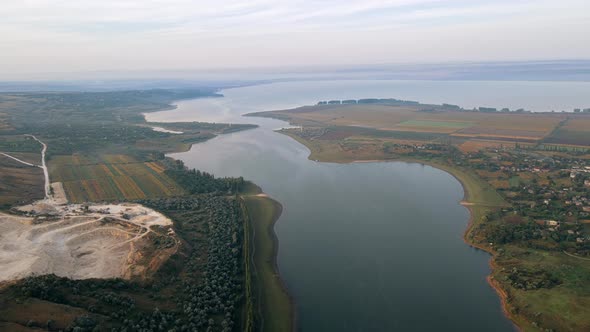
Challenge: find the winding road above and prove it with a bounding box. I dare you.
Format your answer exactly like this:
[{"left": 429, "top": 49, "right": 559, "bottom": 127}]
[
  {"left": 0, "top": 152, "right": 37, "bottom": 167},
  {"left": 563, "top": 250, "right": 590, "bottom": 261},
  {"left": 26, "top": 135, "right": 50, "bottom": 199},
  {"left": 0, "top": 134, "right": 50, "bottom": 199}
]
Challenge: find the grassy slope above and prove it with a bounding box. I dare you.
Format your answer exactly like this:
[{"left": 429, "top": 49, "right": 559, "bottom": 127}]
[
  {"left": 241, "top": 195, "right": 293, "bottom": 332},
  {"left": 494, "top": 245, "right": 590, "bottom": 331}
]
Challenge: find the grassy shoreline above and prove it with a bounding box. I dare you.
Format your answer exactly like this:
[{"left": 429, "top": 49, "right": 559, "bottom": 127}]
[
  {"left": 420, "top": 162, "right": 526, "bottom": 331},
  {"left": 240, "top": 191, "right": 295, "bottom": 332}
]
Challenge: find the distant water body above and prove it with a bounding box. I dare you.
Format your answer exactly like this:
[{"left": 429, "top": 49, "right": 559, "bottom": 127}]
[
  {"left": 146, "top": 80, "right": 590, "bottom": 331},
  {"left": 149, "top": 80, "right": 590, "bottom": 125}
]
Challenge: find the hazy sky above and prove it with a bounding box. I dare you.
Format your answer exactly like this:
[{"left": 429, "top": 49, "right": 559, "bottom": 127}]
[{"left": 1, "top": 0, "right": 589, "bottom": 79}]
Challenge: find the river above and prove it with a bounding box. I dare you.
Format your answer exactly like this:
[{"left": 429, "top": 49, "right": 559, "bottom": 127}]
[{"left": 146, "top": 80, "right": 590, "bottom": 331}]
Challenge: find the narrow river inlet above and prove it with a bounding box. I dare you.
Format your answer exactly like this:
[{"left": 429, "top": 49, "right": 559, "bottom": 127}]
[{"left": 145, "top": 80, "right": 590, "bottom": 331}]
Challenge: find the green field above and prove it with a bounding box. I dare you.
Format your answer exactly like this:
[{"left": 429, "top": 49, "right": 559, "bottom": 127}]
[
  {"left": 0, "top": 157, "right": 44, "bottom": 208},
  {"left": 242, "top": 195, "right": 293, "bottom": 332}
]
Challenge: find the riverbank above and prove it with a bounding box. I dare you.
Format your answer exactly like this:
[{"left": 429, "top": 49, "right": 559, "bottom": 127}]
[
  {"left": 277, "top": 130, "right": 528, "bottom": 331},
  {"left": 143, "top": 100, "right": 294, "bottom": 331},
  {"left": 240, "top": 187, "right": 295, "bottom": 332},
  {"left": 418, "top": 161, "right": 525, "bottom": 332}
]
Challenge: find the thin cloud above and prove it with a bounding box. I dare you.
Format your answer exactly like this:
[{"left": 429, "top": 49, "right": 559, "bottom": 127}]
[{"left": 0, "top": 0, "right": 588, "bottom": 79}]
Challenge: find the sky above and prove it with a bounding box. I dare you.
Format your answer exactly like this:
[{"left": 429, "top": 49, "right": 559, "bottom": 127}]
[{"left": 1, "top": 0, "right": 589, "bottom": 80}]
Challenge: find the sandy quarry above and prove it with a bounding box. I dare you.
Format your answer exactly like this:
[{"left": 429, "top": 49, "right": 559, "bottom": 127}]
[
  {"left": 0, "top": 200, "right": 176, "bottom": 282},
  {"left": 1, "top": 136, "right": 177, "bottom": 282}
]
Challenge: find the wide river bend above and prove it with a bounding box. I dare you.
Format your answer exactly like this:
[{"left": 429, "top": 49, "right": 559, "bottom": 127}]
[{"left": 146, "top": 80, "right": 590, "bottom": 331}]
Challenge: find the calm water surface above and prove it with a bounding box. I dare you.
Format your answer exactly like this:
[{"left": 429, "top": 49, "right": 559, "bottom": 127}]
[{"left": 147, "top": 80, "right": 590, "bottom": 331}]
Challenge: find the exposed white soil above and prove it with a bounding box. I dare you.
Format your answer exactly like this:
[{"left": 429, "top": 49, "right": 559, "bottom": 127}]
[
  {"left": 50, "top": 182, "right": 68, "bottom": 205},
  {"left": 0, "top": 201, "right": 175, "bottom": 282},
  {"left": 151, "top": 126, "right": 183, "bottom": 134}
]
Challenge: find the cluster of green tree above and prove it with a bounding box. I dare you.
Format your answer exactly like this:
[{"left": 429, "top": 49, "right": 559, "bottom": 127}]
[
  {"left": 164, "top": 159, "right": 245, "bottom": 194},
  {"left": 483, "top": 214, "right": 590, "bottom": 254},
  {"left": 442, "top": 103, "right": 461, "bottom": 109},
  {"left": 505, "top": 267, "right": 561, "bottom": 290},
  {"left": 413, "top": 104, "right": 465, "bottom": 113},
  {"left": 477, "top": 107, "right": 510, "bottom": 113},
  {"left": 16, "top": 275, "right": 139, "bottom": 330},
  {"left": 471, "top": 107, "right": 528, "bottom": 113},
  {"left": 485, "top": 221, "right": 543, "bottom": 244},
  {"left": 382, "top": 142, "right": 448, "bottom": 155},
  {"left": 140, "top": 195, "right": 246, "bottom": 332},
  {"left": 317, "top": 98, "right": 421, "bottom": 106},
  {"left": 538, "top": 144, "right": 589, "bottom": 153},
  {"left": 357, "top": 98, "right": 420, "bottom": 105},
  {"left": 182, "top": 198, "right": 243, "bottom": 332}
]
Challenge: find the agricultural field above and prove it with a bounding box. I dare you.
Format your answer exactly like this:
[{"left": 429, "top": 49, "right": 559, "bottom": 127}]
[
  {"left": 49, "top": 154, "right": 185, "bottom": 203},
  {"left": 257, "top": 102, "right": 587, "bottom": 151},
  {"left": 0, "top": 157, "right": 44, "bottom": 208},
  {"left": 261, "top": 104, "right": 417, "bottom": 129},
  {"left": 560, "top": 117, "right": 590, "bottom": 131},
  {"left": 0, "top": 113, "right": 10, "bottom": 131},
  {"left": 544, "top": 117, "right": 590, "bottom": 146},
  {"left": 0, "top": 97, "right": 18, "bottom": 132},
  {"left": 4, "top": 152, "right": 41, "bottom": 165},
  {"left": 0, "top": 134, "right": 45, "bottom": 208},
  {"left": 394, "top": 119, "right": 474, "bottom": 133}
]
